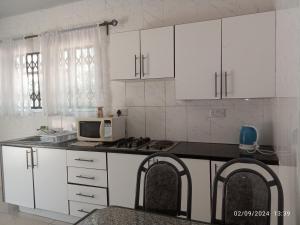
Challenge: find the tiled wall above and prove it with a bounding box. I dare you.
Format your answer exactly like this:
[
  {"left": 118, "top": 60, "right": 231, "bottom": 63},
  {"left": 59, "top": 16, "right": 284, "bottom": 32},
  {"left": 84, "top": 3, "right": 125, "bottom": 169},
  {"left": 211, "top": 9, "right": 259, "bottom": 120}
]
[{"left": 111, "top": 79, "right": 273, "bottom": 144}]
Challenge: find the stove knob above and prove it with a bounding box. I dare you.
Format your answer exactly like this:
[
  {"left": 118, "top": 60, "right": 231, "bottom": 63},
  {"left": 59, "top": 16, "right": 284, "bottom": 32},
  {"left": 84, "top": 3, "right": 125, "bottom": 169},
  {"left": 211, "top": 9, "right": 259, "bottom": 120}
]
[
  {"left": 146, "top": 145, "right": 150, "bottom": 149},
  {"left": 129, "top": 143, "right": 132, "bottom": 148}
]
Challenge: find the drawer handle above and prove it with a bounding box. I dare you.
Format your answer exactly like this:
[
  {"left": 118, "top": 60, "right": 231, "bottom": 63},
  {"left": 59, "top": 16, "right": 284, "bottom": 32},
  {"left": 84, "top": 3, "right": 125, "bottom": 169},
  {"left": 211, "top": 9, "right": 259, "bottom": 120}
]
[
  {"left": 75, "top": 158, "right": 94, "bottom": 162},
  {"left": 78, "top": 209, "right": 90, "bottom": 214},
  {"left": 76, "top": 175, "right": 95, "bottom": 180},
  {"left": 76, "top": 193, "right": 95, "bottom": 198}
]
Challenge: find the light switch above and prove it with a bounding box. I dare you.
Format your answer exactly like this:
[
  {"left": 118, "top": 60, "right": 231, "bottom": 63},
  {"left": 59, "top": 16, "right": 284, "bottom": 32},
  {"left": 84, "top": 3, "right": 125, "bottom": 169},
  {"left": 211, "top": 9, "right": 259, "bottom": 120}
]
[{"left": 209, "top": 109, "right": 226, "bottom": 118}]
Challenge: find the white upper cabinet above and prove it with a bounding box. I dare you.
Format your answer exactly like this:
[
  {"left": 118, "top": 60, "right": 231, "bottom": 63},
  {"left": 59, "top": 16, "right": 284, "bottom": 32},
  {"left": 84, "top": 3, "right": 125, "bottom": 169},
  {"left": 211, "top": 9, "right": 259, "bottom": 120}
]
[
  {"left": 222, "top": 11, "right": 275, "bottom": 98},
  {"left": 110, "top": 31, "right": 140, "bottom": 80},
  {"left": 175, "top": 20, "right": 222, "bottom": 99},
  {"left": 141, "top": 26, "right": 174, "bottom": 79}
]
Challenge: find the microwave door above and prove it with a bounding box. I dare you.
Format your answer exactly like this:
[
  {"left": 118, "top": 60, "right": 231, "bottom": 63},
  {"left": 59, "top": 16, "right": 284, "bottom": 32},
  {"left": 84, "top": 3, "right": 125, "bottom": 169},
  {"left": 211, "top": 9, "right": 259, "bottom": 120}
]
[{"left": 79, "top": 121, "right": 101, "bottom": 140}]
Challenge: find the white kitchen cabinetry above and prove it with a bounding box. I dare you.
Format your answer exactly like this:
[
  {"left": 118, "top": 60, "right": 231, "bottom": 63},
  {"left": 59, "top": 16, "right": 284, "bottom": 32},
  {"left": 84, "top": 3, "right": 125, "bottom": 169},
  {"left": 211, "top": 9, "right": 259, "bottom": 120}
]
[
  {"left": 2, "top": 146, "right": 34, "bottom": 208},
  {"left": 141, "top": 26, "right": 174, "bottom": 79},
  {"left": 181, "top": 159, "right": 211, "bottom": 222},
  {"left": 175, "top": 20, "right": 222, "bottom": 100},
  {"left": 33, "top": 148, "right": 68, "bottom": 214},
  {"left": 110, "top": 26, "right": 174, "bottom": 80},
  {"left": 107, "top": 153, "right": 146, "bottom": 208},
  {"left": 222, "top": 11, "right": 275, "bottom": 98},
  {"left": 175, "top": 11, "right": 275, "bottom": 100},
  {"left": 110, "top": 31, "right": 140, "bottom": 80}
]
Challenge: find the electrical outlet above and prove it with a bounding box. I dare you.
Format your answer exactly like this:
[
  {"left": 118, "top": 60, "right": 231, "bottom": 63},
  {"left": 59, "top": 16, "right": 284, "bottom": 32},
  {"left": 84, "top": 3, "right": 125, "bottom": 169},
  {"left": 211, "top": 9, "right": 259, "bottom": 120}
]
[
  {"left": 116, "top": 108, "right": 128, "bottom": 116},
  {"left": 209, "top": 109, "right": 226, "bottom": 118}
]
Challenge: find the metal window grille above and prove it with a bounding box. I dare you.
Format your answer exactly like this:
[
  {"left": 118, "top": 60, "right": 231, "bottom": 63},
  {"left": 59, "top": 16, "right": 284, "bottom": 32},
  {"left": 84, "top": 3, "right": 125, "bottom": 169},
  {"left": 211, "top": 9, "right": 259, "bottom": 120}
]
[{"left": 26, "top": 52, "right": 42, "bottom": 109}]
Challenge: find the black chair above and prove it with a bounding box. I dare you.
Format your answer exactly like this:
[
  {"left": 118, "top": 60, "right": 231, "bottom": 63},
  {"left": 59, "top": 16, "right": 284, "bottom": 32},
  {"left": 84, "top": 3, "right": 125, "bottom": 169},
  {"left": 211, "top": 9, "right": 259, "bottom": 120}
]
[
  {"left": 211, "top": 158, "right": 284, "bottom": 225},
  {"left": 135, "top": 152, "right": 192, "bottom": 219}
]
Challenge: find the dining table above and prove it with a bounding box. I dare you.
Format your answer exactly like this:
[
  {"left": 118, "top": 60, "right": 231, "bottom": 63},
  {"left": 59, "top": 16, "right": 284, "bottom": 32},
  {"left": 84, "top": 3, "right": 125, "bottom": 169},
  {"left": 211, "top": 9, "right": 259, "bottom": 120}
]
[{"left": 74, "top": 206, "right": 215, "bottom": 225}]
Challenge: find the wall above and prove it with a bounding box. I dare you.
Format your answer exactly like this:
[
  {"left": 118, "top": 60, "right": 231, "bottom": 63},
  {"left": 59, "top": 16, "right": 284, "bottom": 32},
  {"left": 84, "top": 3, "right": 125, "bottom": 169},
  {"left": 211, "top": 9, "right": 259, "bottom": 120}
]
[
  {"left": 273, "top": 0, "right": 300, "bottom": 223},
  {"left": 0, "top": 0, "right": 276, "bottom": 144}
]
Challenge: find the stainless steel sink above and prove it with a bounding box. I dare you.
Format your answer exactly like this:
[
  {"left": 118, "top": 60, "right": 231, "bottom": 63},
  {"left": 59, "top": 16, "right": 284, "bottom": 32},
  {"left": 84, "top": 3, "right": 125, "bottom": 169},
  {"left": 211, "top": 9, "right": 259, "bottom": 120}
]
[{"left": 18, "top": 136, "right": 42, "bottom": 142}]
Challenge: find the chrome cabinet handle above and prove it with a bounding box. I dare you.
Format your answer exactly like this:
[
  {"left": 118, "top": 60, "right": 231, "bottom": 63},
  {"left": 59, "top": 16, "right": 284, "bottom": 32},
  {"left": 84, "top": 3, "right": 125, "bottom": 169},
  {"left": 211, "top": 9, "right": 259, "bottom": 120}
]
[
  {"left": 78, "top": 209, "right": 89, "bottom": 214},
  {"left": 26, "top": 150, "right": 31, "bottom": 170},
  {"left": 32, "top": 150, "right": 38, "bottom": 168},
  {"left": 76, "top": 175, "right": 95, "bottom": 180},
  {"left": 141, "top": 54, "right": 145, "bottom": 77},
  {"left": 76, "top": 193, "right": 95, "bottom": 198},
  {"left": 75, "top": 158, "right": 94, "bottom": 162},
  {"left": 225, "top": 71, "right": 228, "bottom": 97},
  {"left": 214, "top": 72, "right": 218, "bottom": 97},
  {"left": 134, "top": 55, "right": 139, "bottom": 77}
]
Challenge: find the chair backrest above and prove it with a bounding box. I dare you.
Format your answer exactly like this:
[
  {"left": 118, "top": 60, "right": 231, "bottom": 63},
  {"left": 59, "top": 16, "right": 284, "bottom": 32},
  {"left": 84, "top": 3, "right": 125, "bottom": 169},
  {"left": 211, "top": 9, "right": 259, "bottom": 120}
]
[
  {"left": 135, "top": 152, "right": 192, "bottom": 219},
  {"left": 211, "top": 158, "right": 284, "bottom": 225}
]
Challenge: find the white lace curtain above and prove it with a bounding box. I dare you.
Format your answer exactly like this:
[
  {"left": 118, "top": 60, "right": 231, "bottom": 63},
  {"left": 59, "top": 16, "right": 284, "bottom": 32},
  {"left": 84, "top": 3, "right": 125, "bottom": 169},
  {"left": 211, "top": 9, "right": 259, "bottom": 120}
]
[
  {"left": 0, "top": 39, "right": 33, "bottom": 116},
  {"left": 40, "top": 26, "right": 111, "bottom": 116}
]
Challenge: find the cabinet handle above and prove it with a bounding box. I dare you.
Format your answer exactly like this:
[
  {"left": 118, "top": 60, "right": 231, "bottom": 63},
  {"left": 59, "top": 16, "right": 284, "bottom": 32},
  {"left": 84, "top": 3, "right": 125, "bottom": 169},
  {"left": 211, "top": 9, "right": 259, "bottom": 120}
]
[
  {"left": 225, "top": 71, "right": 228, "bottom": 97},
  {"left": 26, "top": 150, "right": 31, "bottom": 170},
  {"left": 76, "top": 175, "right": 95, "bottom": 180},
  {"left": 141, "top": 54, "right": 145, "bottom": 77},
  {"left": 134, "top": 55, "right": 139, "bottom": 77},
  {"left": 76, "top": 193, "right": 95, "bottom": 198},
  {"left": 214, "top": 72, "right": 218, "bottom": 97},
  {"left": 75, "top": 158, "right": 94, "bottom": 162},
  {"left": 78, "top": 209, "right": 90, "bottom": 214},
  {"left": 32, "top": 150, "right": 38, "bottom": 168}
]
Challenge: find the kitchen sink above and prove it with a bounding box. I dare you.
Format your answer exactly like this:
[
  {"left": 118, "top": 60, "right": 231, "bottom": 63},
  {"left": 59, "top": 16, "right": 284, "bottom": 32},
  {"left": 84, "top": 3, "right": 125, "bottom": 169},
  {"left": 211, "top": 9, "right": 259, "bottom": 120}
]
[{"left": 18, "top": 136, "right": 42, "bottom": 142}]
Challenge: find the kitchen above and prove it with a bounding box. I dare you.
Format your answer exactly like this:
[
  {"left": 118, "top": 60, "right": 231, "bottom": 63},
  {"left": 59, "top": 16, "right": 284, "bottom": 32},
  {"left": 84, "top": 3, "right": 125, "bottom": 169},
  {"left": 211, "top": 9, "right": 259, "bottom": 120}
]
[{"left": 0, "top": 0, "right": 299, "bottom": 225}]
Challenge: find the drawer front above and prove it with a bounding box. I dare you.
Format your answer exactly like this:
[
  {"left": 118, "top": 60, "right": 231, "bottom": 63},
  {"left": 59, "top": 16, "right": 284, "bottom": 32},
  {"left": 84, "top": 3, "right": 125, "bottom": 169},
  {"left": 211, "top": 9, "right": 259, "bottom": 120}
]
[
  {"left": 68, "top": 184, "right": 107, "bottom": 205},
  {"left": 67, "top": 151, "right": 106, "bottom": 169},
  {"left": 68, "top": 167, "right": 107, "bottom": 187},
  {"left": 69, "top": 201, "right": 105, "bottom": 217}
]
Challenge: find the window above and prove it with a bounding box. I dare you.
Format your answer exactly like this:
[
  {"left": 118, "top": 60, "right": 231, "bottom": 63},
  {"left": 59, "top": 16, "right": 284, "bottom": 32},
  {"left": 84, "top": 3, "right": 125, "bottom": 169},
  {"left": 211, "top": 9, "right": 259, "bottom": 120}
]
[{"left": 26, "top": 52, "right": 42, "bottom": 109}]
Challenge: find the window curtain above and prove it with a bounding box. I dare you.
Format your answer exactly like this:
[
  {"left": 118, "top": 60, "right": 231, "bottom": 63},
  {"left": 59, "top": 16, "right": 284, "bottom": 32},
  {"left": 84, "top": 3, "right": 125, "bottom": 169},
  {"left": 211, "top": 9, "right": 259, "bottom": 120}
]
[
  {"left": 40, "top": 26, "right": 111, "bottom": 116},
  {"left": 0, "top": 39, "right": 33, "bottom": 116}
]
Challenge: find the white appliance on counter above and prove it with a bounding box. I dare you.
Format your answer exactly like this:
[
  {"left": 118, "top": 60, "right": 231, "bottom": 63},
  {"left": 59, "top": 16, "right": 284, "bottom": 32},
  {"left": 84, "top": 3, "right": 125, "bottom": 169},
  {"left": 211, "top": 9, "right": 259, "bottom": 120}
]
[{"left": 77, "top": 117, "right": 126, "bottom": 142}]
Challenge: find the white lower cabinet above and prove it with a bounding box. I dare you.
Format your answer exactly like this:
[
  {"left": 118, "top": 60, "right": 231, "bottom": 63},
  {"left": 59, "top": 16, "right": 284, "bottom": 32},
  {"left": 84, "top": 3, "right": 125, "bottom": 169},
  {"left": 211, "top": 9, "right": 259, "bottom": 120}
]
[
  {"left": 2, "top": 146, "right": 35, "bottom": 208},
  {"left": 69, "top": 201, "right": 105, "bottom": 217},
  {"left": 107, "top": 153, "right": 146, "bottom": 208},
  {"left": 181, "top": 159, "right": 211, "bottom": 222},
  {"left": 33, "top": 148, "right": 68, "bottom": 214}
]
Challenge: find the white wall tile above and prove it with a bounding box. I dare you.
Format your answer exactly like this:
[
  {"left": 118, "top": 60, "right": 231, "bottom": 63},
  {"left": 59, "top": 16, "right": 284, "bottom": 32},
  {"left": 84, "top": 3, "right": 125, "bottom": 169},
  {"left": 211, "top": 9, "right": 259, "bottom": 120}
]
[
  {"left": 125, "top": 81, "right": 145, "bottom": 106},
  {"left": 111, "top": 81, "right": 126, "bottom": 107},
  {"left": 145, "top": 107, "right": 166, "bottom": 139},
  {"left": 127, "top": 107, "right": 146, "bottom": 137},
  {"left": 145, "top": 80, "right": 165, "bottom": 106},
  {"left": 165, "top": 80, "right": 185, "bottom": 106},
  {"left": 166, "top": 106, "right": 187, "bottom": 141},
  {"left": 187, "top": 106, "right": 211, "bottom": 142}
]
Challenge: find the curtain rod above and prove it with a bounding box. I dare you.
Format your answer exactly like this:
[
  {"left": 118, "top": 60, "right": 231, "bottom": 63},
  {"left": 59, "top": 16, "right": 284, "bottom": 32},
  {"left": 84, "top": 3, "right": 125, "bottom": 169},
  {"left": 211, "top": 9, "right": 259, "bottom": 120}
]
[{"left": 14, "top": 19, "right": 118, "bottom": 41}]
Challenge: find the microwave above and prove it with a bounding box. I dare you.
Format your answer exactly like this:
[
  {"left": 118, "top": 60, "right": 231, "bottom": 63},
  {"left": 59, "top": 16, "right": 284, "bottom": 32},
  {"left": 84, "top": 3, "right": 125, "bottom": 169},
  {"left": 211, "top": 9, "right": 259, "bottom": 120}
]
[{"left": 77, "top": 117, "right": 126, "bottom": 142}]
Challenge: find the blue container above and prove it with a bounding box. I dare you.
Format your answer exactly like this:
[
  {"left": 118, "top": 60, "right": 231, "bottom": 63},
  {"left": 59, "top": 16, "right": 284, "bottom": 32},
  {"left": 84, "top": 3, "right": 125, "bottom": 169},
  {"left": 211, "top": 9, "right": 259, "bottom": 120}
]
[{"left": 239, "top": 125, "right": 258, "bottom": 151}]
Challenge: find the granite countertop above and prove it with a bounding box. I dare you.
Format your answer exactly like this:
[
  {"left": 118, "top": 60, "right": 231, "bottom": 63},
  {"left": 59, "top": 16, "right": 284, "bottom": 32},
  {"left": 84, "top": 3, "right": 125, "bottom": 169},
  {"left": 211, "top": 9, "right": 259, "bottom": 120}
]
[
  {"left": 75, "top": 206, "right": 213, "bottom": 225},
  {"left": 0, "top": 137, "right": 279, "bottom": 165}
]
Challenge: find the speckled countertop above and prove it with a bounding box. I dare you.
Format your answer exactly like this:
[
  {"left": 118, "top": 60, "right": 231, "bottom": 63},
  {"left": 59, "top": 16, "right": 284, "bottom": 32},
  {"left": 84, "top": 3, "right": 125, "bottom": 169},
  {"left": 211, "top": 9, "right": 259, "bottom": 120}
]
[
  {"left": 0, "top": 137, "right": 279, "bottom": 165},
  {"left": 75, "top": 206, "right": 213, "bottom": 225}
]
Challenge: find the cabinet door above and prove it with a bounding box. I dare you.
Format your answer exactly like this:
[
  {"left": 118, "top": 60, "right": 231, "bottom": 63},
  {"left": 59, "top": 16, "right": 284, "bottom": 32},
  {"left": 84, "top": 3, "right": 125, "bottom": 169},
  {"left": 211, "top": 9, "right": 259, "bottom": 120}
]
[
  {"left": 33, "top": 148, "right": 68, "bottom": 214},
  {"left": 141, "top": 26, "right": 174, "bottom": 79},
  {"left": 2, "top": 146, "right": 34, "bottom": 208},
  {"left": 222, "top": 11, "right": 275, "bottom": 98},
  {"left": 175, "top": 20, "right": 222, "bottom": 99},
  {"left": 181, "top": 159, "right": 211, "bottom": 222},
  {"left": 110, "top": 31, "right": 140, "bottom": 80},
  {"left": 107, "top": 153, "right": 146, "bottom": 208}
]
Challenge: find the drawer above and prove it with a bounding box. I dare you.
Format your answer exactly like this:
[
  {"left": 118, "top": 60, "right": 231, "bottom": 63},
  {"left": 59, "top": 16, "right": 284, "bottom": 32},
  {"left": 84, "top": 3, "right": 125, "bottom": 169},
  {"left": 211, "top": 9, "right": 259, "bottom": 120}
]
[
  {"left": 68, "top": 184, "right": 107, "bottom": 205},
  {"left": 67, "top": 151, "right": 106, "bottom": 169},
  {"left": 68, "top": 167, "right": 107, "bottom": 187},
  {"left": 69, "top": 201, "right": 105, "bottom": 218}
]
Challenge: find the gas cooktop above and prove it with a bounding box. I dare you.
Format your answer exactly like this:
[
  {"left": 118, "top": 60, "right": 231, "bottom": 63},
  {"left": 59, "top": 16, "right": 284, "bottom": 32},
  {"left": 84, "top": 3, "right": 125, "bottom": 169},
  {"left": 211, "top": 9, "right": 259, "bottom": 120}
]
[{"left": 107, "top": 137, "right": 178, "bottom": 152}]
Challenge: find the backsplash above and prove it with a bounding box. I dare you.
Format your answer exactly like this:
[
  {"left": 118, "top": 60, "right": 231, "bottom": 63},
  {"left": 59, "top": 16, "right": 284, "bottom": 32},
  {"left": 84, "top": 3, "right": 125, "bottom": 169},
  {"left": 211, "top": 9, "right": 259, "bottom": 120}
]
[{"left": 111, "top": 79, "right": 273, "bottom": 145}]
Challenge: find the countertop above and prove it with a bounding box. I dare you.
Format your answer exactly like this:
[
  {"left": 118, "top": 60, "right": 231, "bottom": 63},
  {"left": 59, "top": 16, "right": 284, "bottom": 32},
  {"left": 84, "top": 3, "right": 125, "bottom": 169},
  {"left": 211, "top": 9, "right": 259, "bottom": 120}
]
[
  {"left": 0, "top": 137, "right": 279, "bottom": 165},
  {"left": 75, "top": 206, "right": 213, "bottom": 225}
]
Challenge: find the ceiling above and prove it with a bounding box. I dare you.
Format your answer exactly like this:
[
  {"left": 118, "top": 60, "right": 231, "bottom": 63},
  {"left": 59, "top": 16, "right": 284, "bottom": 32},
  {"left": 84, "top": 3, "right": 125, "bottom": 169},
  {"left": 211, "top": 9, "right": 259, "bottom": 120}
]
[{"left": 0, "top": 0, "right": 83, "bottom": 19}]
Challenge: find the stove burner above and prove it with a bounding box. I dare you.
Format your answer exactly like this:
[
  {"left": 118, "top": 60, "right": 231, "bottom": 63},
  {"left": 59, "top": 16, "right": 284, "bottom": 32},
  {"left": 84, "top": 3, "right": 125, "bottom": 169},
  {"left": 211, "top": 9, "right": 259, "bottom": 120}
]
[
  {"left": 141, "top": 140, "right": 178, "bottom": 152},
  {"left": 114, "top": 137, "right": 151, "bottom": 149}
]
